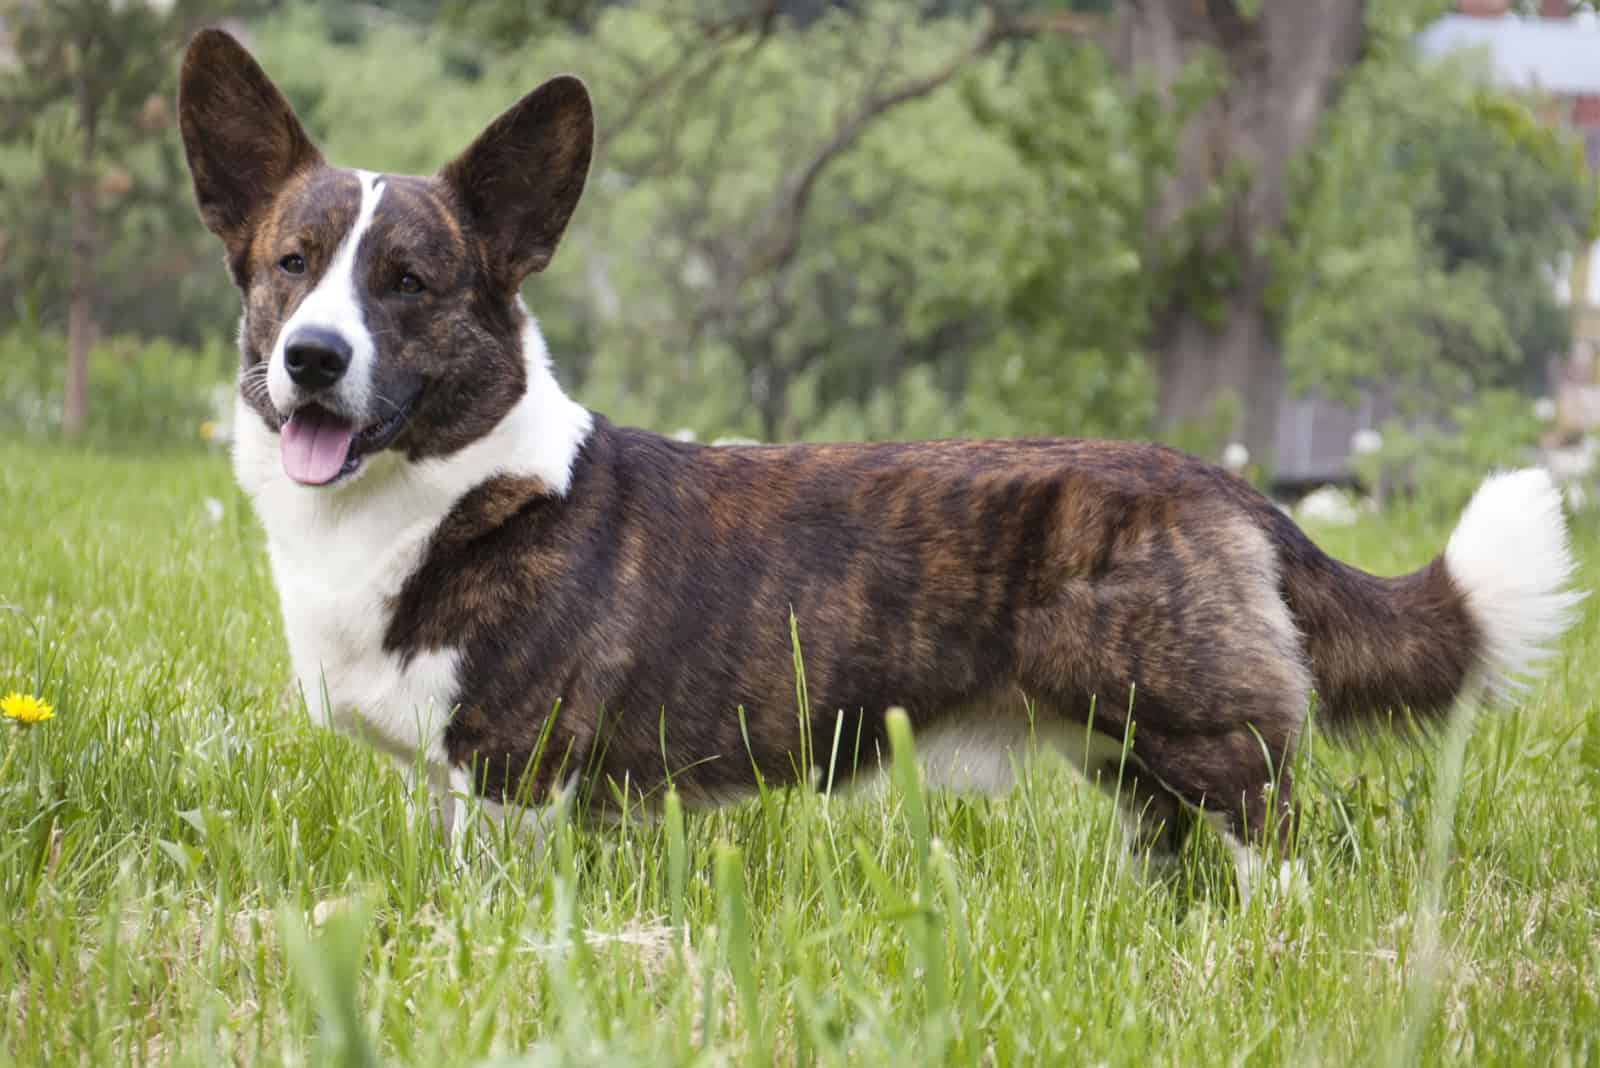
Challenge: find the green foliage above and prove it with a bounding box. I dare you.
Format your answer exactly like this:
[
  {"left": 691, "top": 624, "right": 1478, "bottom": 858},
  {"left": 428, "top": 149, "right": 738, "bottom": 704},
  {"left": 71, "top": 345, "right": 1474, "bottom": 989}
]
[
  {"left": 0, "top": 328, "right": 230, "bottom": 446},
  {"left": 1162, "top": 389, "right": 1242, "bottom": 462},
  {"left": 241, "top": 3, "right": 1166, "bottom": 444},
  {"left": 1352, "top": 389, "right": 1546, "bottom": 524},
  {"left": 1279, "top": 52, "right": 1597, "bottom": 408},
  {"left": 0, "top": 0, "right": 1591, "bottom": 454},
  {"left": 958, "top": 38, "right": 1189, "bottom": 441},
  {"left": 577, "top": 4, "right": 1042, "bottom": 440},
  {"left": 0, "top": 0, "right": 258, "bottom": 345}
]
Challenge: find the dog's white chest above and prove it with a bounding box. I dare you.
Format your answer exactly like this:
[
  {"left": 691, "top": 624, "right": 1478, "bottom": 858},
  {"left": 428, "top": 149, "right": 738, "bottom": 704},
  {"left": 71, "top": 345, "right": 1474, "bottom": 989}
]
[
  {"left": 273, "top": 560, "right": 456, "bottom": 765},
  {"left": 269, "top": 525, "right": 459, "bottom": 765},
  {"left": 241, "top": 444, "right": 465, "bottom": 767}
]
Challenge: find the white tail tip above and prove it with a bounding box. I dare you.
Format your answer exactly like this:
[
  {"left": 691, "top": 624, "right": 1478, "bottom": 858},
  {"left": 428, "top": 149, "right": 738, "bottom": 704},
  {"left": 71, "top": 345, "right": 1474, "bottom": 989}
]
[{"left": 1445, "top": 469, "right": 1584, "bottom": 699}]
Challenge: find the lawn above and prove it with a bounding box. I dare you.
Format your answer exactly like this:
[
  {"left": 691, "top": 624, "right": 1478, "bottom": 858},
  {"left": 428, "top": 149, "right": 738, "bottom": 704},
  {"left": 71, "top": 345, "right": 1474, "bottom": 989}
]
[{"left": 1, "top": 440, "right": 1597, "bottom": 1066}]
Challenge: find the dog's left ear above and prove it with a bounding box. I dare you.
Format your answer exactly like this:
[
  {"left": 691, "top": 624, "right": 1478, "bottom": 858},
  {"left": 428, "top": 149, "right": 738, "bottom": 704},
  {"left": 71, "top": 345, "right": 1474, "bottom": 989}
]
[{"left": 440, "top": 76, "right": 594, "bottom": 288}]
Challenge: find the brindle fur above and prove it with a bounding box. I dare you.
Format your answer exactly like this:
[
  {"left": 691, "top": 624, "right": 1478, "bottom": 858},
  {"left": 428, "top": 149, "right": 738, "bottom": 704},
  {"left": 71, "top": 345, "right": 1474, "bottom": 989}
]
[{"left": 386, "top": 417, "right": 1477, "bottom": 856}]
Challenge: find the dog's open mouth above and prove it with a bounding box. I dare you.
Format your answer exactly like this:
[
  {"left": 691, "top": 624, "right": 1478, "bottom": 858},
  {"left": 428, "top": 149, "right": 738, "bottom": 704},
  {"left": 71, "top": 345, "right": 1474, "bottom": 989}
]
[{"left": 280, "top": 398, "right": 416, "bottom": 486}]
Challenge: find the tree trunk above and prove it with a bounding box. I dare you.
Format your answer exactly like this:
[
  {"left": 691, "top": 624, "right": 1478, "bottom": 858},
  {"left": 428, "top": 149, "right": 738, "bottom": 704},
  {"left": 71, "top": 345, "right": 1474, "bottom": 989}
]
[
  {"left": 1157, "top": 281, "right": 1282, "bottom": 455},
  {"left": 753, "top": 356, "right": 788, "bottom": 442},
  {"left": 1115, "top": 0, "right": 1366, "bottom": 467},
  {"left": 64, "top": 72, "right": 99, "bottom": 440}
]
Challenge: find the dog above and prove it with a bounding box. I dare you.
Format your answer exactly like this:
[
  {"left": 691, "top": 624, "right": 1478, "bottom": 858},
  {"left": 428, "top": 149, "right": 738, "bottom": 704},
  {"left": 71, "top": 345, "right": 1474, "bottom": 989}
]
[{"left": 178, "top": 29, "right": 1580, "bottom": 899}]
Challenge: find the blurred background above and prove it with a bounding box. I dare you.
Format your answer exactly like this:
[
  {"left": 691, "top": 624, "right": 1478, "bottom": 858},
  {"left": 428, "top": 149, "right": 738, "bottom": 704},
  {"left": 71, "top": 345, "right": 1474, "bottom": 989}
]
[{"left": 3, "top": 0, "right": 1599, "bottom": 506}]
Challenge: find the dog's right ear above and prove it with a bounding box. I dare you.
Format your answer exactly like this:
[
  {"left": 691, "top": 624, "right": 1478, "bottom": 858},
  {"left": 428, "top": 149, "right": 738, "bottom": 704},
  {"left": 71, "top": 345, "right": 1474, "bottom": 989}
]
[{"left": 178, "top": 29, "right": 321, "bottom": 273}]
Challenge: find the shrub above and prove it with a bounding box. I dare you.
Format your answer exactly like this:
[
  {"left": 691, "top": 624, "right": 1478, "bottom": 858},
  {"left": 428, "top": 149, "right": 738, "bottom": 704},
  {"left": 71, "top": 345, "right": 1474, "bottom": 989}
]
[
  {"left": 0, "top": 329, "right": 233, "bottom": 448},
  {"left": 1351, "top": 389, "right": 1544, "bottom": 525}
]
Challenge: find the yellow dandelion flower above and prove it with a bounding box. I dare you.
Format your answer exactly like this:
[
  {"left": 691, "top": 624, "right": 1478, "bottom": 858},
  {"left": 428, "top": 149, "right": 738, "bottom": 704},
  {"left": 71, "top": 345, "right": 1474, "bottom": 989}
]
[{"left": 1, "top": 692, "right": 53, "bottom": 725}]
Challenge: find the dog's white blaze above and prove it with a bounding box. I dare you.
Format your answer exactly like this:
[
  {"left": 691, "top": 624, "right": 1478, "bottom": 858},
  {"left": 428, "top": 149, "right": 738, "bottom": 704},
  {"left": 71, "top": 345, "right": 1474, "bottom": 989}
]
[
  {"left": 267, "top": 170, "right": 387, "bottom": 416},
  {"left": 236, "top": 312, "right": 593, "bottom": 785},
  {"left": 1445, "top": 468, "right": 1583, "bottom": 699}
]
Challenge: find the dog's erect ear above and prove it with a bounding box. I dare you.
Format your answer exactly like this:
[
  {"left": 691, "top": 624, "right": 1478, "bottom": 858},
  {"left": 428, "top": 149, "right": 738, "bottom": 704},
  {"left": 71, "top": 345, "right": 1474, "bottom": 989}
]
[
  {"left": 178, "top": 28, "right": 321, "bottom": 267},
  {"left": 439, "top": 76, "right": 594, "bottom": 286}
]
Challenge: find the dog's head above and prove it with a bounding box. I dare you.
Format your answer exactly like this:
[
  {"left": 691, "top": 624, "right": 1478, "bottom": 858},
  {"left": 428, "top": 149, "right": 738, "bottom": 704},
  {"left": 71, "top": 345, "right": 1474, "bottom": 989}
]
[{"left": 178, "top": 29, "right": 592, "bottom": 487}]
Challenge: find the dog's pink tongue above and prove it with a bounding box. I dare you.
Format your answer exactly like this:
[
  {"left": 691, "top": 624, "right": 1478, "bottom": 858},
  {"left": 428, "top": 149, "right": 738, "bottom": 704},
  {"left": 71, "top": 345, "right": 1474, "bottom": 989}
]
[{"left": 281, "top": 407, "right": 355, "bottom": 485}]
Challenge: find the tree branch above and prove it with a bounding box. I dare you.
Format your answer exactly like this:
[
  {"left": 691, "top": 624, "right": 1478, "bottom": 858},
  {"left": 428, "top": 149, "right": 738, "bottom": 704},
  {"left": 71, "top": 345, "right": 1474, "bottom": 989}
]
[
  {"left": 738, "top": 5, "right": 1103, "bottom": 281},
  {"left": 598, "top": 1, "right": 784, "bottom": 164}
]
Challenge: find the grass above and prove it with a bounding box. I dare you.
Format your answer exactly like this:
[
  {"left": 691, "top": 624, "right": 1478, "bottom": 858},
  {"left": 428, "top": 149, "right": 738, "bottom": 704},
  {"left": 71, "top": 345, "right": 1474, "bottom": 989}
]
[{"left": 2, "top": 439, "right": 1598, "bottom": 1066}]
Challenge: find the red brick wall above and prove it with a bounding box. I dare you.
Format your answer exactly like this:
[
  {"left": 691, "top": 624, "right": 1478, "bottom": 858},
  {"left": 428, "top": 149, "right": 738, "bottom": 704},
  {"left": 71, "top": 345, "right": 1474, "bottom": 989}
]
[{"left": 1459, "top": 0, "right": 1512, "bottom": 15}]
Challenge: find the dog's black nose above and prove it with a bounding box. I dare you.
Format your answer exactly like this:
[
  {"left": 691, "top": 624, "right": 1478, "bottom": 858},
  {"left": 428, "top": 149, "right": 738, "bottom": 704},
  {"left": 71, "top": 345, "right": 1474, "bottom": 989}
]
[{"left": 284, "top": 327, "right": 352, "bottom": 391}]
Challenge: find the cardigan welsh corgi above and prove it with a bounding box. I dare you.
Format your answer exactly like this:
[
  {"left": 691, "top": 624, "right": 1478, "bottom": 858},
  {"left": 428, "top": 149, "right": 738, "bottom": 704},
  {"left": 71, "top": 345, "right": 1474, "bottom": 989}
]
[{"left": 178, "top": 29, "right": 1581, "bottom": 899}]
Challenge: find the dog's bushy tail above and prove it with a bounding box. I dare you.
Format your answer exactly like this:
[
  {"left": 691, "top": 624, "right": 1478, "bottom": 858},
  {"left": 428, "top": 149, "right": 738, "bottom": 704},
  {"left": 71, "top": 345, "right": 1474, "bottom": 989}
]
[{"left": 1275, "top": 469, "right": 1582, "bottom": 736}]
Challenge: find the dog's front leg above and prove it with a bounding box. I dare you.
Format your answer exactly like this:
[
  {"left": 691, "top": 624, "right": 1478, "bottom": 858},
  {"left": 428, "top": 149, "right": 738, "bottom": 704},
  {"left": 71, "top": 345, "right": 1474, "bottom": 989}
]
[
  {"left": 434, "top": 768, "right": 577, "bottom": 873},
  {"left": 394, "top": 757, "right": 464, "bottom": 852}
]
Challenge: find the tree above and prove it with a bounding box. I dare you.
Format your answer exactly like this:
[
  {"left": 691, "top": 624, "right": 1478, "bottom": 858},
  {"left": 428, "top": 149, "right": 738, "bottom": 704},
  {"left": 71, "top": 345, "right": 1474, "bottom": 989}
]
[
  {"left": 956, "top": 36, "right": 1171, "bottom": 443},
  {"left": 557, "top": 1, "right": 1100, "bottom": 441},
  {"left": 0, "top": 0, "right": 246, "bottom": 437},
  {"left": 1109, "top": 0, "right": 1370, "bottom": 465},
  {"left": 10, "top": 0, "right": 1575, "bottom": 457},
  {"left": 255, "top": 0, "right": 1099, "bottom": 443}
]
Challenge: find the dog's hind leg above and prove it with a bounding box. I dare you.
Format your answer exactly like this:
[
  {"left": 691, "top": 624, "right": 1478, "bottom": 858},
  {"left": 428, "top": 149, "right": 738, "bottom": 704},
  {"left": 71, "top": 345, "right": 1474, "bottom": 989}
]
[
  {"left": 1108, "top": 514, "right": 1311, "bottom": 903},
  {"left": 1047, "top": 724, "right": 1197, "bottom": 878},
  {"left": 1135, "top": 716, "right": 1304, "bottom": 906},
  {"left": 1107, "top": 767, "right": 1198, "bottom": 880}
]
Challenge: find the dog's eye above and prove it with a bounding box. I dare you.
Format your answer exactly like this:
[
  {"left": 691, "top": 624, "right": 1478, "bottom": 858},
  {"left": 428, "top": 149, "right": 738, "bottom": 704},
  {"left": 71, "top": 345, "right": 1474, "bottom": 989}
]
[
  {"left": 279, "top": 253, "right": 306, "bottom": 275},
  {"left": 396, "top": 272, "right": 425, "bottom": 295}
]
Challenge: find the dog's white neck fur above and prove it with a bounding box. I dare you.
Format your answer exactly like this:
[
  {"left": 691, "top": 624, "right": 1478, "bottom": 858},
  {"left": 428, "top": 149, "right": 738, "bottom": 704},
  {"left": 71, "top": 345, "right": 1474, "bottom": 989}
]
[{"left": 235, "top": 309, "right": 592, "bottom": 770}]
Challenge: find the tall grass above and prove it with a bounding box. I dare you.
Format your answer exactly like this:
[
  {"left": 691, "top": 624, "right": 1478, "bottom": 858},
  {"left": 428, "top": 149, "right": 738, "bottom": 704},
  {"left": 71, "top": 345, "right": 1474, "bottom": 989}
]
[{"left": 1, "top": 441, "right": 1596, "bottom": 1065}]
